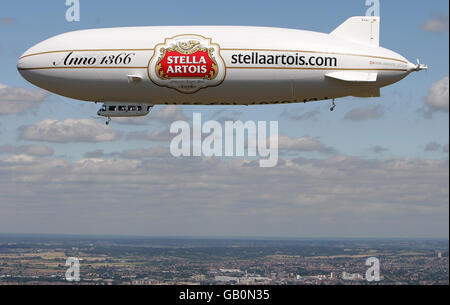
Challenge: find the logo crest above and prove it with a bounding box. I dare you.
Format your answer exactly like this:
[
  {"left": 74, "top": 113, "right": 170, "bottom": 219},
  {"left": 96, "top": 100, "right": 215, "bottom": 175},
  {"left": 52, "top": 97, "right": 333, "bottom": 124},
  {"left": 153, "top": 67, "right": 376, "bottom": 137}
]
[{"left": 149, "top": 35, "right": 226, "bottom": 94}]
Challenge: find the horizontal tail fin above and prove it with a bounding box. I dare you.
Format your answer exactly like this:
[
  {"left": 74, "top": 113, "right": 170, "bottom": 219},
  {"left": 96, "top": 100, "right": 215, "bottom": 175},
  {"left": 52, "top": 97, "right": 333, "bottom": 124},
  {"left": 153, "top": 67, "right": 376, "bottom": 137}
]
[
  {"left": 331, "top": 16, "right": 380, "bottom": 47},
  {"left": 326, "top": 71, "right": 378, "bottom": 82}
]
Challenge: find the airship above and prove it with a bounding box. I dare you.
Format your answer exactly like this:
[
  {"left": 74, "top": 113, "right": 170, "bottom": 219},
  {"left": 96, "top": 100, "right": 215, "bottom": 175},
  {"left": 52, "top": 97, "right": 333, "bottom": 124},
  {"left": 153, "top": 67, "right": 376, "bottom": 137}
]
[{"left": 17, "top": 16, "right": 427, "bottom": 124}]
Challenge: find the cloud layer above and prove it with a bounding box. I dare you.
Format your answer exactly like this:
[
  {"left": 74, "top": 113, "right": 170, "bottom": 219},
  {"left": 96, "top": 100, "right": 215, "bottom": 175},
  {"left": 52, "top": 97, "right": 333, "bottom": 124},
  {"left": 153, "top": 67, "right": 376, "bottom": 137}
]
[
  {"left": 0, "top": 17, "right": 17, "bottom": 25},
  {"left": 277, "top": 135, "right": 336, "bottom": 154},
  {"left": 152, "top": 105, "right": 187, "bottom": 122},
  {"left": 0, "top": 83, "right": 49, "bottom": 115},
  {"left": 425, "top": 141, "right": 449, "bottom": 153},
  {"left": 126, "top": 129, "right": 172, "bottom": 142},
  {"left": 0, "top": 144, "right": 54, "bottom": 156},
  {"left": 344, "top": 105, "right": 385, "bottom": 121},
  {"left": 280, "top": 108, "right": 321, "bottom": 121},
  {"left": 426, "top": 77, "right": 449, "bottom": 112},
  {"left": 421, "top": 15, "right": 449, "bottom": 33},
  {"left": 19, "top": 119, "right": 121, "bottom": 143},
  {"left": 0, "top": 154, "right": 447, "bottom": 237}
]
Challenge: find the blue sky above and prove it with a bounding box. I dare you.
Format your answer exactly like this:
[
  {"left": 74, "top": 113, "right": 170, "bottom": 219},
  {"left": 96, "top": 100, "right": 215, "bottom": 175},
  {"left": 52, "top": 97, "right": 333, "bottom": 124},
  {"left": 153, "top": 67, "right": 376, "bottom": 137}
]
[{"left": 0, "top": 0, "right": 448, "bottom": 238}]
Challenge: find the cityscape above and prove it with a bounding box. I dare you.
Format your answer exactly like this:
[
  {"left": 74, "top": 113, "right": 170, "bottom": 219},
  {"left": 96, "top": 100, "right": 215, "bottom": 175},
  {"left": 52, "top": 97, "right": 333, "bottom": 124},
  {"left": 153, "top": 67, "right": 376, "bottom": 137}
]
[{"left": 0, "top": 235, "right": 447, "bottom": 285}]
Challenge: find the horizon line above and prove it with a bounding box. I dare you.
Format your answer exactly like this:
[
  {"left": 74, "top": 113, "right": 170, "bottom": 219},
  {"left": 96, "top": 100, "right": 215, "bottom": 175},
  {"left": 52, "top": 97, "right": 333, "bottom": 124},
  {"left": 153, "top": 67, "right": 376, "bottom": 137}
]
[{"left": 0, "top": 232, "right": 448, "bottom": 241}]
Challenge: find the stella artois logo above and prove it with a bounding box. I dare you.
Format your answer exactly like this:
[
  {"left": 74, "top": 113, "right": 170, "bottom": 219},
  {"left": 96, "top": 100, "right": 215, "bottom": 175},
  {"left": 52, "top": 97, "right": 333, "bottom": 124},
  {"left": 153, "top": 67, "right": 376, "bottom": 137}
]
[{"left": 148, "top": 35, "right": 226, "bottom": 93}]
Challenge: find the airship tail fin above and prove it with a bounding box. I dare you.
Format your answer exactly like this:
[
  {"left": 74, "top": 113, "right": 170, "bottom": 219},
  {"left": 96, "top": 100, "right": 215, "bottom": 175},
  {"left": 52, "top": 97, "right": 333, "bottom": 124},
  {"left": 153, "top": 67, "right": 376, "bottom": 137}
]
[
  {"left": 326, "top": 71, "right": 378, "bottom": 82},
  {"left": 331, "top": 16, "right": 380, "bottom": 47}
]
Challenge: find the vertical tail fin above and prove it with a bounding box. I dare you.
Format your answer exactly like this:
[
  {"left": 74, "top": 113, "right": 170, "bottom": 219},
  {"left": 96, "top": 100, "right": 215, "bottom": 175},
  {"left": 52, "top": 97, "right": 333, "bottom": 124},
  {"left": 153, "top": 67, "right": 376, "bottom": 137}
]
[{"left": 330, "top": 16, "right": 380, "bottom": 47}]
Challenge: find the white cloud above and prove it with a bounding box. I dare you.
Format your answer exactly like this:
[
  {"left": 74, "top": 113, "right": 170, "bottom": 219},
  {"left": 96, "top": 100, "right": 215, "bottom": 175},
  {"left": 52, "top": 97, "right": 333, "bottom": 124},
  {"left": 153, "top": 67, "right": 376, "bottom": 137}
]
[
  {"left": 344, "top": 105, "right": 384, "bottom": 121},
  {"left": 152, "top": 105, "right": 186, "bottom": 122},
  {"left": 421, "top": 15, "right": 449, "bottom": 33},
  {"left": 23, "top": 145, "right": 54, "bottom": 156},
  {"left": 425, "top": 142, "right": 442, "bottom": 152},
  {"left": 372, "top": 146, "right": 389, "bottom": 154},
  {"left": 426, "top": 77, "right": 449, "bottom": 112},
  {"left": 246, "top": 134, "right": 336, "bottom": 155},
  {"left": 0, "top": 144, "right": 54, "bottom": 156},
  {"left": 0, "top": 17, "right": 17, "bottom": 25},
  {"left": 280, "top": 108, "right": 320, "bottom": 121},
  {"left": 121, "top": 147, "right": 168, "bottom": 159},
  {"left": 126, "top": 129, "right": 172, "bottom": 142},
  {"left": 276, "top": 135, "right": 336, "bottom": 154},
  {"left": 112, "top": 116, "right": 150, "bottom": 125},
  {"left": 0, "top": 83, "right": 49, "bottom": 115},
  {"left": 3, "top": 154, "right": 36, "bottom": 163},
  {"left": 19, "top": 119, "right": 121, "bottom": 143},
  {"left": 83, "top": 147, "right": 168, "bottom": 159},
  {"left": 84, "top": 149, "right": 119, "bottom": 159},
  {"left": 443, "top": 144, "right": 449, "bottom": 153},
  {"left": 424, "top": 142, "right": 449, "bottom": 154}
]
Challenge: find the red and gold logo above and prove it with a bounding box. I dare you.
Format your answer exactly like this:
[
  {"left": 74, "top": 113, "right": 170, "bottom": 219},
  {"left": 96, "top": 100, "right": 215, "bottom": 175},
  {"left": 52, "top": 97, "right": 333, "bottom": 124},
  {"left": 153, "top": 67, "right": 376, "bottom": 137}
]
[{"left": 149, "top": 35, "right": 225, "bottom": 93}]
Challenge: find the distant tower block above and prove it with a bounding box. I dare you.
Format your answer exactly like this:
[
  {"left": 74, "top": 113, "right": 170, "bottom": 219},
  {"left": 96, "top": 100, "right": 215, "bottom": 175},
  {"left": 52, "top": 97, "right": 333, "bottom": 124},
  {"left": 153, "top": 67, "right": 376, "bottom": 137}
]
[{"left": 437, "top": 251, "right": 442, "bottom": 259}]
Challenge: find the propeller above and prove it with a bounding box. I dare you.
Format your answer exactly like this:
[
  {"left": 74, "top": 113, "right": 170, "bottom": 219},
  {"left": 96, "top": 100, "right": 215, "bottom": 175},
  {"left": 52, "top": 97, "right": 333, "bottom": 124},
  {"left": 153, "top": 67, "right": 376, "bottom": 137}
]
[{"left": 415, "top": 58, "right": 428, "bottom": 72}]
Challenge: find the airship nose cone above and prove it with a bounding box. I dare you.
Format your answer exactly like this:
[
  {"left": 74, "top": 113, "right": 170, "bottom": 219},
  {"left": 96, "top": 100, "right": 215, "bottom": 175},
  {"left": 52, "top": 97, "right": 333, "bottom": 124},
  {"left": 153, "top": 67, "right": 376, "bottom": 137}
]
[
  {"left": 17, "top": 50, "right": 34, "bottom": 80},
  {"left": 17, "top": 54, "right": 26, "bottom": 71},
  {"left": 17, "top": 46, "right": 45, "bottom": 88},
  {"left": 17, "top": 60, "right": 31, "bottom": 84}
]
